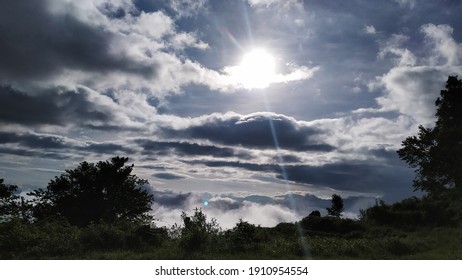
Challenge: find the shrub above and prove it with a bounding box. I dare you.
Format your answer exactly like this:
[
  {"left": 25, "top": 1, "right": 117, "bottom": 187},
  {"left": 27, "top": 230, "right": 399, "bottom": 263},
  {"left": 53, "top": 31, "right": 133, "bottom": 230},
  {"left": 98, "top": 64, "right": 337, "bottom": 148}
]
[{"left": 178, "top": 208, "right": 220, "bottom": 253}]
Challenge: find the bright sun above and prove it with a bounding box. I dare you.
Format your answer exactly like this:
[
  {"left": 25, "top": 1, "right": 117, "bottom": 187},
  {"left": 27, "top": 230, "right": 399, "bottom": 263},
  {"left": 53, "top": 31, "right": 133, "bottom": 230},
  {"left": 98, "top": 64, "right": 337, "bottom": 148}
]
[{"left": 233, "top": 49, "right": 276, "bottom": 89}]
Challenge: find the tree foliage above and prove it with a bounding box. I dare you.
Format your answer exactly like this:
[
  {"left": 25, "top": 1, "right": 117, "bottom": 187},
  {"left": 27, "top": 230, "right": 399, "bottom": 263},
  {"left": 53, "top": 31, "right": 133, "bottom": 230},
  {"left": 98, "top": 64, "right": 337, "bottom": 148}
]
[
  {"left": 0, "top": 179, "right": 30, "bottom": 221},
  {"left": 29, "top": 157, "right": 154, "bottom": 226},
  {"left": 178, "top": 208, "right": 220, "bottom": 252},
  {"left": 326, "top": 194, "right": 344, "bottom": 218},
  {"left": 398, "top": 76, "right": 462, "bottom": 196},
  {"left": 0, "top": 179, "right": 19, "bottom": 220}
]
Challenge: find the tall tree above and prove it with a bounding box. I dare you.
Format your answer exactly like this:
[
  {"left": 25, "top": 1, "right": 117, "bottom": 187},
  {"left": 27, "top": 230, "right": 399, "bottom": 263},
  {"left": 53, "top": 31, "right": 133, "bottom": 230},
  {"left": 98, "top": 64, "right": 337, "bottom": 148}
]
[
  {"left": 398, "top": 76, "right": 462, "bottom": 197},
  {"left": 30, "top": 157, "right": 154, "bottom": 226},
  {"left": 326, "top": 194, "right": 344, "bottom": 218}
]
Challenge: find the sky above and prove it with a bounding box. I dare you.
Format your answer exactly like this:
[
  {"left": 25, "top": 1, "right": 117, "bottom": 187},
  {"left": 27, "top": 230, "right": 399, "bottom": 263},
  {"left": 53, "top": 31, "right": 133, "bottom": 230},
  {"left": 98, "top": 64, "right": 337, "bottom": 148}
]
[{"left": 1, "top": 0, "right": 462, "bottom": 229}]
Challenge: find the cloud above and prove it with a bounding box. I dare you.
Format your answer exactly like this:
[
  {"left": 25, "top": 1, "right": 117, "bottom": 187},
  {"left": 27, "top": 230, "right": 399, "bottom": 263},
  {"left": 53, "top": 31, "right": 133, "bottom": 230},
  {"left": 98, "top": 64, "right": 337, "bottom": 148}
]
[
  {"left": 0, "top": 85, "right": 131, "bottom": 129},
  {"left": 150, "top": 189, "right": 380, "bottom": 228},
  {"left": 0, "top": 0, "right": 154, "bottom": 85},
  {"left": 168, "top": 0, "right": 208, "bottom": 18},
  {"left": 84, "top": 142, "right": 137, "bottom": 154},
  {"left": 185, "top": 155, "right": 412, "bottom": 199},
  {"left": 364, "top": 25, "right": 377, "bottom": 35},
  {"left": 153, "top": 172, "right": 188, "bottom": 180},
  {"left": 0, "top": 0, "right": 219, "bottom": 99},
  {"left": 377, "top": 34, "right": 417, "bottom": 67},
  {"left": 394, "top": 0, "right": 416, "bottom": 9},
  {"left": 421, "top": 24, "right": 462, "bottom": 66},
  {"left": 151, "top": 191, "right": 302, "bottom": 228},
  {"left": 221, "top": 61, "right": 319, "bottom": 90},
  {"left": 273, "top": 65, "right": 321, "bottom": 84},
  {"left": 151, "top": 191, "right": 193, "bottom": 208},
  {"left": 159, "top": 112, "right": 335, "bottom": 152},
  {"left": 136, "top": 140, "right": 241, "bottom": 158},
  {"left": 0, "top": 131, "right": 75, "bottom": 150},
  {"left": 0, "top": 0, "right": 321, "bottom": 127},
  {"left": 247, "top": 0, "right": 302, "bottom": 10},
  {"left": 368, "top": 24, "right": 462, "bottom": 126},
  {"left": 0, "top": 130, "right": 137, "bottom": 159},
  {"left": 0, "top": 146, "right": 71, "bottom": 161}
]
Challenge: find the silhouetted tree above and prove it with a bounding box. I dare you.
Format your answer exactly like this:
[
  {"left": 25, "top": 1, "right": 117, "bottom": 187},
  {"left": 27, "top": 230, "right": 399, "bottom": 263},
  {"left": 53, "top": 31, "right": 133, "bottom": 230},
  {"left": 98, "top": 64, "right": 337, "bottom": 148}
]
[
  {"left": 398, "top": 76, "right": 462, "bottom": 197},
  {"left": 29, "top": 157, "right": 154, "bottom": 226},
  {"left": 326, "top": 194, "right": 344, "bottom": 218},
  {"left": 308, "top": 210, "right": 321, "bottom": 217},
  {"left": 0, "top": 179, "right": 19, "bottom": 220}
]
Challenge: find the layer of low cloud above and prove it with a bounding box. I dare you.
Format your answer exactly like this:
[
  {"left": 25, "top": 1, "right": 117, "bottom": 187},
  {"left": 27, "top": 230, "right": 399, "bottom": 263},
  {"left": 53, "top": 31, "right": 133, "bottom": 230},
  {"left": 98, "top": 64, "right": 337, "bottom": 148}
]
[{"left": 149, "top": 189, "right": 377, "bottom": 229}]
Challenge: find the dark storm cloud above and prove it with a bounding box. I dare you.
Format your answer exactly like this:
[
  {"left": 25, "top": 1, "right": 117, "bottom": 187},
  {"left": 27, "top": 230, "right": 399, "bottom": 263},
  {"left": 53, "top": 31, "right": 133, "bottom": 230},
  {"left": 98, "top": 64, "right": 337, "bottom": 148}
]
[
  {"left": 161, "top": 113, "right": 335, "bottom": 152},
  {"left": 0, "top": 0, "right": 154, "bottom": 82},
  {"left": 137, "top": 139, "right": 243, "bottom": 158},
  {"left": 0, "top": 86, "right": 118, "bottom": 128}
]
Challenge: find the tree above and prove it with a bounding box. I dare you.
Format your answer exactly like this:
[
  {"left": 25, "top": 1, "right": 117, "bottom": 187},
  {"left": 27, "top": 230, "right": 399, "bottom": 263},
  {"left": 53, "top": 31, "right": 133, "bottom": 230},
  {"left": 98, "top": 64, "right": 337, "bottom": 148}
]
[
  {"left": 0, "top": 179, "right": 19, "bottom": 220},
  {"left": 29, "top": 157, "right": 154, "bottom": 226},
  {"left": 178, "top": 208, "right": 220, "bottom": 252},
  {"left": 398, "top": 76, "right": 462, "bottom": 197},
  {"left": 326, "top": 194, "right": 344, "bottom": 218},
  {"left": 308, "top": 210, "right": 321, "bottom": 217}
]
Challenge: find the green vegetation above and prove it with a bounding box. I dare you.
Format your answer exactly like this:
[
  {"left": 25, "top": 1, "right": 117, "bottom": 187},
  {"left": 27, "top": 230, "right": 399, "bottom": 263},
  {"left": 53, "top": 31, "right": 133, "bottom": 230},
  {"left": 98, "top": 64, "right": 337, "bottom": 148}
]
[
  {"left": 1, "top": 204, "right": 461, "bottom": 259},
  {"left": 1, "top": 76, "right": 462, "bottom": 259}
]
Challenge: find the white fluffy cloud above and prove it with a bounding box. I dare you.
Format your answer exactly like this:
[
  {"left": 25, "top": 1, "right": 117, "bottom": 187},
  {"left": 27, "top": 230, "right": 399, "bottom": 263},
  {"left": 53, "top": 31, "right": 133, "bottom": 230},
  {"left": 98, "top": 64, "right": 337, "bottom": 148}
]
[
  {"left": 364, "top": 25, "right": 377, "bottom": 35},
  {"left": 421, "top": 24, "right": 462, "bottom": 66},
  {"left": 369, "top": 24, "right": 462, "bottom": 126},
  {"left": 43, "top": 0, "right": 315, "bottom": 97},
  {"left": 168, "top": 0, "right": 208, "bottom": 18}
]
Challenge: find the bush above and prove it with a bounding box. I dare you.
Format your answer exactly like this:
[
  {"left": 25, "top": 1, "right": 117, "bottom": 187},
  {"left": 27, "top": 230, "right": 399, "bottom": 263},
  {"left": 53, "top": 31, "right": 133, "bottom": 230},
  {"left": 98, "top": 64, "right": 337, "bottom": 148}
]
[
  {"left": 359, "top": 197, "right": 456, "bottom": 227},
  {"left": 227, "top": 220, "right": 260, "bottom": 252},
  {"left": 79, "top": 223, "right": 128, "bottom": 250},
  {"left": 178, "top": 208, "right": 220, "bottom": 253},
  {"left": 274, "top": 222, "right": 298, "bottom": 237},
  {"left": 300, "top": 216, "right": 364, "bottom": 234},
  {"left": 0, "top": 218, "right": 80, "bottom": 259}
]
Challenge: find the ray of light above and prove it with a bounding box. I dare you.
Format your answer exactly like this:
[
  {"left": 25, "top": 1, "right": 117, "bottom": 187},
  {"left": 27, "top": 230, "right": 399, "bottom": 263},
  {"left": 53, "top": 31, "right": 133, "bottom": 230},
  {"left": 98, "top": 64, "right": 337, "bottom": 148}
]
[{"left": 262, "top": 94, "right": 311, "bottom": 259}]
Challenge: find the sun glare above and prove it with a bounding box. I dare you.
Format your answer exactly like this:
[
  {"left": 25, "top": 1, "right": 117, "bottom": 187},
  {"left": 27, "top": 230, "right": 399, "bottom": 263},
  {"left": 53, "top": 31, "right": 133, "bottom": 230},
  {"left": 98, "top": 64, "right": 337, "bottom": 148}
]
[{"left": 234, "top": 49, "right": 276, "bottom": 89}]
